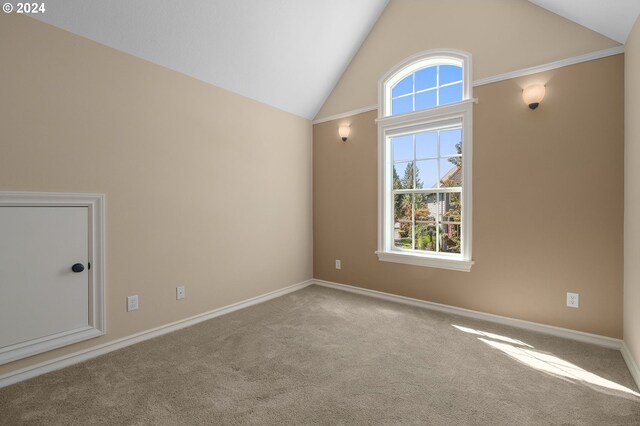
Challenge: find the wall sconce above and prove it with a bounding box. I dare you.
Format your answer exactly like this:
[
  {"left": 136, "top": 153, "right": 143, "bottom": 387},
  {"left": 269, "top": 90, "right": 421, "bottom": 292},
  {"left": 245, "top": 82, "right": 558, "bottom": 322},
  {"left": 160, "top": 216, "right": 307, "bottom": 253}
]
[
  {"left": 339, "top": 124, "right": 351, "bottom": 142},
  {"left": 523, "top": 84, "right": 546, "bottom": 110}
]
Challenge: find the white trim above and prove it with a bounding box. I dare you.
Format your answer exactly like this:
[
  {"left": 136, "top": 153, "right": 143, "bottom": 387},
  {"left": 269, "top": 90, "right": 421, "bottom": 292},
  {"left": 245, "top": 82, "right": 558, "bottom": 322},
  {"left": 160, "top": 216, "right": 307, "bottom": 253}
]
[
  {"left": 312, "top": 279, "right": 622, "bottom": 350},
  {"left": 622, "top": 341, "right": 640, "bottom": 390},
  {"left": 375, "top": 251, "right": 473, "bottom": 272},
  {"left": 374, "top": 98, "right": 477, "bottom": 127},
  {"left": 0, "top": 328, "right": 104, "bottom": 367},
  {"left": 0, "top": 192, "right": 106, "bottom": 365},
  {"left": 311, "top": 46, "right": 624, "bottom": 124},
  {"left": 0, "top": 279, "right": 313, "bottom": 388},
  {"left": 472, "top": 46, "right": 624, "bottom": 87},
  {"left": 311, "top": 105, "right": 378, "bottom": 125}
]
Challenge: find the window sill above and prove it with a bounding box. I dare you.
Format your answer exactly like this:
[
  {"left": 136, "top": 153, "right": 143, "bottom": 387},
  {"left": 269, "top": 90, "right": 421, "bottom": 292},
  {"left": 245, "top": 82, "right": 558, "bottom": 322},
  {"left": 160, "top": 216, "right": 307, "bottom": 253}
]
[{"left": 375, "top": 251, "right": 473, "bottom": 272}]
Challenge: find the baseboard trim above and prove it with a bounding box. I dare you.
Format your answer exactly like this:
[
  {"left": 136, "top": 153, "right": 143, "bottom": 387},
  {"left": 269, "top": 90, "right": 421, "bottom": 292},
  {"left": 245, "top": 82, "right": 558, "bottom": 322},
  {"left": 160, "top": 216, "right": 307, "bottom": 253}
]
[
  {"left": 312, "top": 279, "right": 622, "bottom": 350},
  {"left": 0, "top": 279, "right": 313, "bottom": 389},
  {"left": 2, "top": 278, "right": 629, "bottom": 389},
  {"left": 622, "top": 342, "right": 640, "bottom": 390}
]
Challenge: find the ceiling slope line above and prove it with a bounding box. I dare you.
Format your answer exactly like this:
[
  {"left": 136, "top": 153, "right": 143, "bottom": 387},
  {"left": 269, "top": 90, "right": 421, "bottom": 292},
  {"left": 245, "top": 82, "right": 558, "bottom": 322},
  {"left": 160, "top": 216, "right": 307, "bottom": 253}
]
[
  {"left": 528, "top": 0, "right": 640, "bottom": 44},
  {"left": 29, "top": 0, "right": 390, "bottom": 120}
]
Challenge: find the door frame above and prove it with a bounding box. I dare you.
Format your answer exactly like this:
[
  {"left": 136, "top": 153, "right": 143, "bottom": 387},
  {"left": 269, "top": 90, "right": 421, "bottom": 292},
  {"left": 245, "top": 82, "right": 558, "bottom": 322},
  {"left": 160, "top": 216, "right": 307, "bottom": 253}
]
[{"left": 0, "top": 192, "right": 105, "bottom": 365}]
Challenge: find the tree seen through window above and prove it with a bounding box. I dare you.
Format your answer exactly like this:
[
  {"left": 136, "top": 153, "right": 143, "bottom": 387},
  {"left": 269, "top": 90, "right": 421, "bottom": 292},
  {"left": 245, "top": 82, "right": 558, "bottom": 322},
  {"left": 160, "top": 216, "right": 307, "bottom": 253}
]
[{"left": 392, "top": 129, "right": 462, "bottom": 254}]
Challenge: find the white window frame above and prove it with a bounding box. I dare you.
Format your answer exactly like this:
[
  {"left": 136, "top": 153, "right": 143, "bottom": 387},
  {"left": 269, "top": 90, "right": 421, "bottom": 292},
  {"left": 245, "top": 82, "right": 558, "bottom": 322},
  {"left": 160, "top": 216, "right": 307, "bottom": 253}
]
[{"left": 376, "top": 49, "right": 473, "bottom": 272}]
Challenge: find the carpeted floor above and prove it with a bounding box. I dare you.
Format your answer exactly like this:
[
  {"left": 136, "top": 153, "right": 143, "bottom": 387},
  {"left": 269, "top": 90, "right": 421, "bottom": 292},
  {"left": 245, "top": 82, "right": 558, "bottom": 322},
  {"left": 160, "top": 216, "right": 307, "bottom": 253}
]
[{"left": 1, "top": 285, "right": 639, "bottom": 425}]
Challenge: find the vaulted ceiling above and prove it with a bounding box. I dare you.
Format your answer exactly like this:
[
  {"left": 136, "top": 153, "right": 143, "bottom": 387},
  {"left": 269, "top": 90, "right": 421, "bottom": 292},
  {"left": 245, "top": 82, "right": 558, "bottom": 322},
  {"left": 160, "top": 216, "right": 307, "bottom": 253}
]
[
  {"left": 31, "top": 0, "right": 389, "bottom": 119},
  {"left": 528, "top": 0, "right": 640, "bottom": 44},
  {"left": 31, "top": 1, "right": 639, "bottom": 119}
]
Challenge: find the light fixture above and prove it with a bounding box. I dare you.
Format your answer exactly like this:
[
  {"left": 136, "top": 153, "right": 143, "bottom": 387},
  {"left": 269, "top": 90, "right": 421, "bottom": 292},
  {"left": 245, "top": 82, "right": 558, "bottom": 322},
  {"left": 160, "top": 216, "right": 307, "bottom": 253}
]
[
  {"left": 523, "top": 84, "right": 545, "bottom": 110},
  {"left": 338, "top": 124, "right": 351, "bottom": 142}
]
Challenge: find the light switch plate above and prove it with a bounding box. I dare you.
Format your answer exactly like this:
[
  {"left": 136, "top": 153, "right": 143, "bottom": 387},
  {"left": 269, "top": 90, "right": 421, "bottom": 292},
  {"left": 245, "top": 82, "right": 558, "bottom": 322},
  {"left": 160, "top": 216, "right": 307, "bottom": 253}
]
[{"left": 176, "top": 286, "right": 185, "bottom": 300}]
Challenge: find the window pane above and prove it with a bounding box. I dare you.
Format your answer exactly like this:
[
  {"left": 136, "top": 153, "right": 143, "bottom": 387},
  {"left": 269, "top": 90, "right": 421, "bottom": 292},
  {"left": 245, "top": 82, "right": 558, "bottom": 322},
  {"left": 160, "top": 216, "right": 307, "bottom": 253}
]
[
  {"left": 415, "top": 90, "right": 436, "bottom": 110},
  {"left": 392, "top": 135, "right": 413, "bottom": 162},
  {"left": 416, "top": 160, "right": 438, "bottom": 189},
  {"left": 440, "top": 158, "right": 462, "bottom": 187},
  {"left": 440, "top": 192, "right": 461, "bottom": 223},
  {"left": 415, "top": 223, "right": 437, "bottom": 252},
  {"left": 440, "top": 128, "right": 462, "bottom": 156},
  {"left": 415, "top": 193, "right": 436, "bottom": 222},
  {"left": 416, "top": 192, "right": 436, "bottom": 254},
  {"left": 392, "top": 96, "right": 413, "bottom": 115},
  {"left": 415, "top": 66, "right": 437, "bottom": 91},
  {"left": 440, "top": 223, "right": 461, "bottom": 254},
  {"left": 394, "top": 193, "right": 412, "bottom": 221},
  {"left": 392, "top": 75, "right": 413, "bottom": 98},
  {"left": 416, "top": 131, "right": 437, "bottom": 159},
  {"left": 395, "top": 162, "right": 415, "bottom": 188},
  {"left": 440, "top": 83, "right": 463, "bottom": 105},
  {"left": 392, "top": 164, "right": 403, "bottom": 189},
  {"left": 394, "top": 194, "right": 413, "bottom": 249},
  {"left": 439, "top": 191, "right": 462, "bottom": 251},
  {"left": 440, "top": 65, "right": 462, "bottom": 85},
  {"left": 397, "top": 161, "right": 415, "bottom": 189}
]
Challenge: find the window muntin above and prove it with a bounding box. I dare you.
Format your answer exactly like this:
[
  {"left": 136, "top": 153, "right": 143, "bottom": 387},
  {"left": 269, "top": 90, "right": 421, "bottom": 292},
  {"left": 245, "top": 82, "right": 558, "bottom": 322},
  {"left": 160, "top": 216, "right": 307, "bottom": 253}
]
[
  {"left": 390, "top": 124, "right": 463, "bottom": 256},
  {"left": 390, "top": 64, "right": 463, "bottom": 115}
]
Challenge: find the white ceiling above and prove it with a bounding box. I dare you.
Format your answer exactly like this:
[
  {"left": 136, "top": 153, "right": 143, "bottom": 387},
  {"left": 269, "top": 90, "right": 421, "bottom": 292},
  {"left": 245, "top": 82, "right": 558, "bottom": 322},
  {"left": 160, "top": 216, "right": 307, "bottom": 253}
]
[
  {"left": 31, "top": 1, "right": 639, "bottom": 119},
  {"left": 528, "top": 0, "right": 640, "bottom": 44},
  {"left": 31, "top": 0, "right": 389, "bottom": 119}
]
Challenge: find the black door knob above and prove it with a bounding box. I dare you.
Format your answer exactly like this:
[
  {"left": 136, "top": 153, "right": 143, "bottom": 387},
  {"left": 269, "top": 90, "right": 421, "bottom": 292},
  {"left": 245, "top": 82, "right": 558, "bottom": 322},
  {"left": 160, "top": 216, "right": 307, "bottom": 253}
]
[{"left": 71, "top": 263, "right": 85, "bottom": 273}]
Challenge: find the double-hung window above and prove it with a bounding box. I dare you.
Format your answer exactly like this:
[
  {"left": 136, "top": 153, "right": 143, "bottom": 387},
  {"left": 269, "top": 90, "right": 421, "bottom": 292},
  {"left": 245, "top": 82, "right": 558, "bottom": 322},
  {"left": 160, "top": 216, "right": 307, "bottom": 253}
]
[{"left": 376, "top": 49, "right": 473, "bottom": 271}]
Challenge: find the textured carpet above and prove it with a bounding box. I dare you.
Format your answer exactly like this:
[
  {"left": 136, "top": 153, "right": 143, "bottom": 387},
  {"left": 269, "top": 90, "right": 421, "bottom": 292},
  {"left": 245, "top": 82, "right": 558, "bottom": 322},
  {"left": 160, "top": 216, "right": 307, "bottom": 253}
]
[{"left": 1, "top": 285, "right": 639, "bottom": 425}]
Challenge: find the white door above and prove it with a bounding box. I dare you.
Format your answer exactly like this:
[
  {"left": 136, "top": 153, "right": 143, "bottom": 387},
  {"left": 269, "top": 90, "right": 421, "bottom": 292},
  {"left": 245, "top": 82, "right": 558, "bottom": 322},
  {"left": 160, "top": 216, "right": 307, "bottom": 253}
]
[{"left": 0, "top": 207, "right": 90, "bottom": 350}]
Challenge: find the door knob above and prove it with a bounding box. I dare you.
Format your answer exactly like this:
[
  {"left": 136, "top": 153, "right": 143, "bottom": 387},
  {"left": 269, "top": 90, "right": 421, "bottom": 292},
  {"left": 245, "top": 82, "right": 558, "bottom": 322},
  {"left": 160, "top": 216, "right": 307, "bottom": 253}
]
[{"left": 71, "top": 263, "right": 85, "bottom": 273}]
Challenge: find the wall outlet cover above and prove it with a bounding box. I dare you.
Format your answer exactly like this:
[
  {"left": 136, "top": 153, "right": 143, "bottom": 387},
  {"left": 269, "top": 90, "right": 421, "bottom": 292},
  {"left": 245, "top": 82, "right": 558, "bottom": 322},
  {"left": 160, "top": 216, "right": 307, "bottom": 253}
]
[
  {"left": 566, "top": 292, "right": 579, "bottom": 308},
  {"left": 176, "top": 286, "right": 185, "bottom": 300},
  {"left": 127, "top": 295, "right": 139, "bottom": 312},
  {"left": 335, "top": 259, "right": 341, "bottom": 270}
]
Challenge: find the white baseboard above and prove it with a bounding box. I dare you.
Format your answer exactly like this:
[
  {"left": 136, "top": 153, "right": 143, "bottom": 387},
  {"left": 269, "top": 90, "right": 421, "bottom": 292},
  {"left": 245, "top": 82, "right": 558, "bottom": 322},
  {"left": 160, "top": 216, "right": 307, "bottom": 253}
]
[
  {"left": 312, "top": 279, "right": 622, "bottom": 350},
  {"left": 2, "top": 278, "right": 631, "bottom": 390},
  {"left": 622, "top": 342, "right": 640, "bottom": 390},
  {"left": 0, "top": 279, "right": 313, "bottom": 389}
]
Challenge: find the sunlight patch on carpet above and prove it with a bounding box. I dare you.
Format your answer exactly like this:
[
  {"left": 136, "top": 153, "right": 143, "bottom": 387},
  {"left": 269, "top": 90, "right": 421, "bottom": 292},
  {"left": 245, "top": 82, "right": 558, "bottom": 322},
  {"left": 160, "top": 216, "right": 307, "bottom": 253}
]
[{"left": 452, "top": 325, "right": 640, "bottom": 399}]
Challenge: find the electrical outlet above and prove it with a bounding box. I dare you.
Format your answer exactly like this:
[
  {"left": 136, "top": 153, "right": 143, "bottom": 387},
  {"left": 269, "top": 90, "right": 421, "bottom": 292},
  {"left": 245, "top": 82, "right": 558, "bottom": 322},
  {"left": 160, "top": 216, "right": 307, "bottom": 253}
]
[
  {"left": 335, "top": 259, "right": 341, "bottom": 270},
  {"left": 176, "top": 286, "right": 185, "bottom": 300},
  {"left": 567, "top": 292, "right": 579, "bottom": 308},
  {"left": 127, "top": 295, "right": 139, "bottom": 312}
]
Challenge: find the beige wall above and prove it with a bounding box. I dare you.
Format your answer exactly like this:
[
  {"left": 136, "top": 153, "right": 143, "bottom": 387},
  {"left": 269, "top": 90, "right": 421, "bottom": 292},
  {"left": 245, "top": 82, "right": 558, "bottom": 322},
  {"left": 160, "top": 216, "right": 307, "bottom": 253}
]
[
  {"left": 314, "top": 55, "right": 624, "bottom": 337},
  {"left": 625, "top": 17, "right": 640, "bottom": 368},
  {"left": 0, "top": 14, "right": 312, "bottom": 375},
  {"left": 316, "top": 0, "right": 619, "bottom": 120}
]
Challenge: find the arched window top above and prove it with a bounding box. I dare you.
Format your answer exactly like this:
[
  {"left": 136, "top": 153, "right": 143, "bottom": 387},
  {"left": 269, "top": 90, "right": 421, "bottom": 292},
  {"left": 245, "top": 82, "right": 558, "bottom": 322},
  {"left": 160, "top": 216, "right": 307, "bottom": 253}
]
[{"left": 380, "top": 49, "right": 472, "bottom": 117}]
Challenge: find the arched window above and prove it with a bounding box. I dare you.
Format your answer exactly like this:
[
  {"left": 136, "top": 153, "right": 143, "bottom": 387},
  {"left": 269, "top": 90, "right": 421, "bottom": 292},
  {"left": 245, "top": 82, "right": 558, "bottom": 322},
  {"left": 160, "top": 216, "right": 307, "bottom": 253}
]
[
  {"left": 381, "top": 50, "right": 471, "bottom": 117},
  {"left": 376, "top": 49, "right": 473, "bottom": 271}
]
